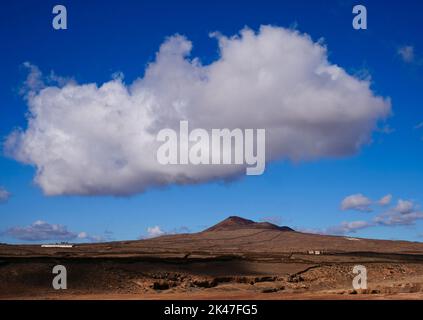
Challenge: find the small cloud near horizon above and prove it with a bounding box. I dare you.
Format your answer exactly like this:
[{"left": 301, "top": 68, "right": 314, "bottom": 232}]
[
  {"left": 398, "top": 45, "right": 415, "bottom": 63},
  {"left": 1, "top": 220, "right": 111, "bottom": 243},
  {"left": 141, "top": 225, "right": 191, "bottom": 239},
  {"left": 378, "top": 194, "right": 392, "bottom": 206},
  {"left": 374, "top": 199, "right": 423, "bottom": 226},
  {"left": 0, "top": 187, "right": 11, "bottom": 204},
  {"left": 341, "top": 194, "right": 373, "bottom": 212},
  {"left": 307, "top": 195, "right": 423, "bottom": 236}
]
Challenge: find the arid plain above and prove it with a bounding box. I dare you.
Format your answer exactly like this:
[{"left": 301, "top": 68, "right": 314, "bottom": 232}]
[{"left": 1, "top": 217, "right": 423, "bottom": 299}]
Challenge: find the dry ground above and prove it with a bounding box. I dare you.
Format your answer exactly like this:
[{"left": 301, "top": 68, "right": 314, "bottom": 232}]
[{"left": 1, "top": 217, "right": 423, "bottom": 299}]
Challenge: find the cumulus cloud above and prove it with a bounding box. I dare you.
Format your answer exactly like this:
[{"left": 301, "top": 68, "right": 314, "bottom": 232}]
[
  {"left": 341, "top": 193, "right": 399, "bottom": 211},
  {"left": 143, "top": 225, "right": 190, "bottom": 239},
  {"left": 378, "top": 194, "right": 392, "bottom": 206},
  {"left": 393, "top": 199, "right": 415, "bottom": 214},
  {"left": 341, "top": 193, "right": 373, "bottom": 212},
  {"left": 5, "top": 26, "right": 391, "bottom": 196},
  {"left": 0, "top": 187, "right": 11, "bottom": 203},
  {"left": 374, "top": 199, "right": 423, "bottom": 226},
  {"left": 326, "top": 220, "right": 373, "bottom": 235},
  {"left": 318, "top": 196, "right": 423, "bottom": 235},
  {"left": 398, "top": 46, "right": 415, "bottom": 63},
  {"left": 2, "top": 220, "right": 110, "bottom": 242},
  {"left": 77, "top": 231, "right": 88, "bottom": 239},
  {"left": 374, "top": 211, "right": 423, "bottom": 226},
  {"left": 299, "top": 220, "right": 373, "bottom": 236},
  {"left": 77, "top": 230, "right": 113, "bottom": 242},
  {"left": 3, "top": 221, "right": 77, "bottom": 241},
  {"left": 146, "top": 226, "right": 165, "bottom": 238}
]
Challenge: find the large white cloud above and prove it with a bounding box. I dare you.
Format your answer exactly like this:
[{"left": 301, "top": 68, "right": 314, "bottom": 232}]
[{"left": 5, "top": 26, "right": 391, "bottom": 196}]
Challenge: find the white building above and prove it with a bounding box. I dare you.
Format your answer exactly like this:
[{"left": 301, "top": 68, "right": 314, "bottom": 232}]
[
  {"left": 308, "top": 250, "right": 322, "bottom": 255},
  {"left": 41, "top": 244, "right": 73, "bottom": 248}
]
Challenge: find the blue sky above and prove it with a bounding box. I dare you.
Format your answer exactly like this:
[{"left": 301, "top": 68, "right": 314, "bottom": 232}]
[{"left": 1, "top": 0, "right": 423, "bottom": 243}]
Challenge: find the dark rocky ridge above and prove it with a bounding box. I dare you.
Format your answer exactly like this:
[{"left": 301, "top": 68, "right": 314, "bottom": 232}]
[{"left": 204, "top": 216, "right": 295, "bottom": 232}]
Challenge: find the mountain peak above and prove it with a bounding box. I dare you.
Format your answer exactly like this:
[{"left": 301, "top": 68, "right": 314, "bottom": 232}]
[{"left": 204, "top": 216, "right": 294, "bottom": 232}]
